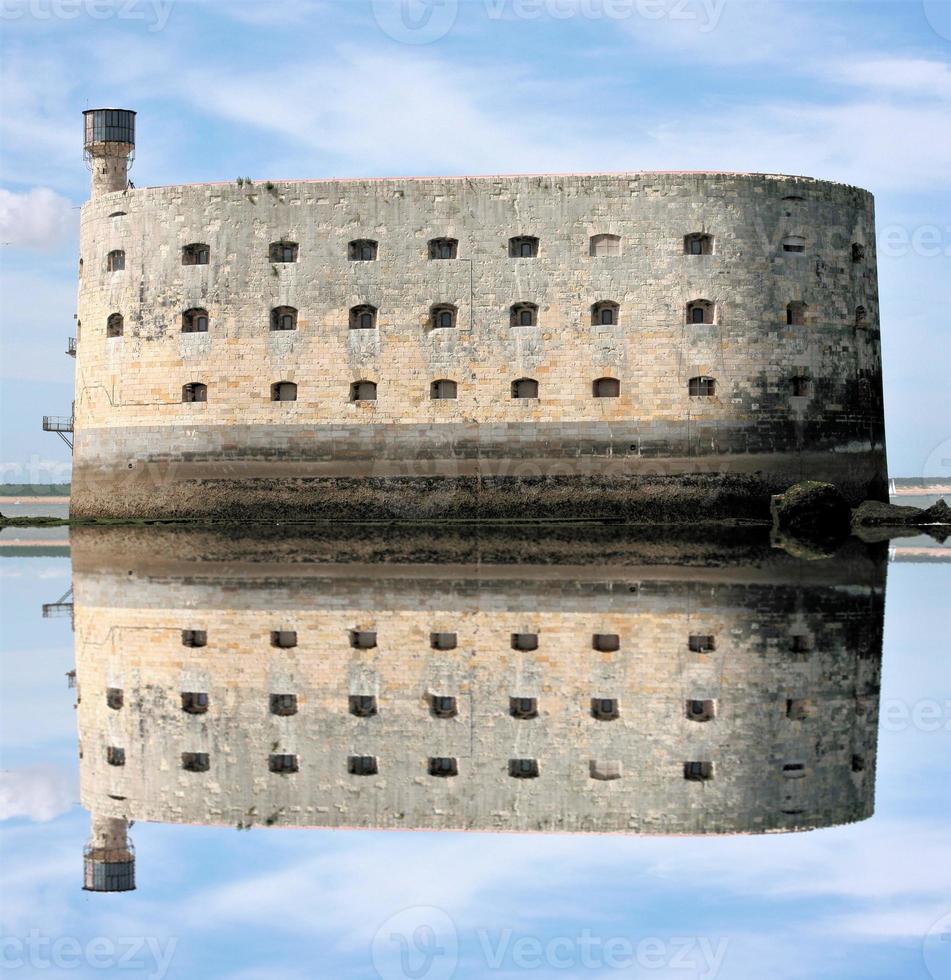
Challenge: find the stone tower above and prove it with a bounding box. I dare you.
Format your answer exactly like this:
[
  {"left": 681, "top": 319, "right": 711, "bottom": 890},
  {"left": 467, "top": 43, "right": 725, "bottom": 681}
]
[
  {"left": 83, "top": 108, "right": 135, "bottom": 198},
  {"left": 82, "top": 814, "right": 135, "bottom": 892}
]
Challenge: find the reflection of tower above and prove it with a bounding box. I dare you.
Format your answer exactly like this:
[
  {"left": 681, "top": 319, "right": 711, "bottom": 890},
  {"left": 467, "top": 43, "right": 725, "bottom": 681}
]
[
  {"left": 83, "top": 108, "right": 135, "bottom": 199},
  {"left": 83, "top": 814, "right": 135, "bottom": 892}
]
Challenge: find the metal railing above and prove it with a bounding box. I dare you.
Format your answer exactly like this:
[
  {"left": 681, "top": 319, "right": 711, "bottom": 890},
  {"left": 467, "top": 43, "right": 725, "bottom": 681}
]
[
  {"left": 67, "top": 337, "right": 77, "bottom": 356},
  {"left": 42, "top": 416, "right": 74, "bottom": 451}
]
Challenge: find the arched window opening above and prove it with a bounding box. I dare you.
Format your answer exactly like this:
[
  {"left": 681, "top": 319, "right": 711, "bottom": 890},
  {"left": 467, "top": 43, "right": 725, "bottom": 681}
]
[
  {"left": 270, "top": 630, "right": 297, "bottom": 648},
  {"left": 686, "top": 299, "right": 713, "bottom": 325},
  {"left": 182, "top": 752, "right": 210, "bottom": 772},
  {"left": 349, "top": 304, "right": 377, "bottom": 330},
  {"left": 182, "top": 308, "right": 209, "bottom": 333},
  {"left": 428, "top": 237, "right": 458, "bottom": 259},
  {"left": 349, "top": 694, "right": 377, "bottom": 717},
  {"left": 269, "top": 241, "right": 298, "bottom": 263},
  {"left": 106, "top": 688, "right": 123, "bottom": 710},
  {"left": 270, "top": 694, "right": 298, "bottom": 716},
  {"left": 686, "top": 699, "right": 716, "bottom": 722},
  {"left": 591, "top": 698, "right": 619, "bottom": 721},
  {"left": 108, "top": 211, "right": 127, "bottom": 218},
  {"left": 508, "top": 758, "right": 539, "bottom": 779},
  {"left": 430, "top": 379, "right": 457, "bottom": 400},
  {"left": 106, "top": 249, "right": 125, "bottom": 272},
  {"left": 106, "top": 313, "right": 124, "bottom": 338},
  {"left": 349, "top": 239, "right": 378, "bottom": 261},
  {"left": 509, "top": 697, "right": 538, "bottom": 719},
  {"left": 428, "top": 757, "right": 458, "bottom": 777},
  {"left": 269, "top": 754, "right": 299, "bottom": 774},
  {"left": 181, "top": 629, "right": 206, "bottom": 647},
  {"left": 851, "top": 242, "right": 866, "bottom": 262},
  {"left": 350, "top": 380, "right": 377, "bottom": 402},
  {"left": 511, "top": 632, "right": 538, "bottom": 651},
  {"left": 181, "top": 692, "right": 209, "bottom": 715},
  {"left": 509, "top": 235, "right": 538, "bottom": 258},
  {"left": 592, "top": 377, "right": 620, "bottom": 399},
  {"left": 592, "top": 633, "right": 620, "bottom": 652},
  {"left": 589, "top": 760, "right": 622, "bottom": 780},
  {"left": 592, "top": 300, "right": 619, "bottom": 326},
  {"left": 510, "top": 302, "right": 538, "bottom": 327},
  {"left": 430, "top": 304, "right": 457, "bottom": 330},
  {"left": 791, "top": 376, "right": 812, "bottom": 397},
  {"left": 182, "top": 243, "right": 209, "bottom": 265},
  {"left": 430, "top": 695, "right": 458, "bottom": 719},
  {"left": 511, "top": 378, "right": 539, "bottom": 399},
  {"left": 855, "top": 306, "right": 867, "bottom": 328},
  {"left": 271, "top": 306, "right": 298, "bottom": 331},
  {"left": 589, "top": 233, "right": 621, "bottom": 257},
  {"left": 684, "top": 761, "right": 713, "bottom": 781},
  {"left": 787, "top": 301, "right": 806, "bottom": 326},
  {"left": 106, "top": 746, "right": 125, "bottom": 767},
  {"left": 271, "top": 381, "right": 297, "bottom": 402},
  {"left": 684, "top": 233, "right": 712, "bottom": 255},
  {"left": 782, "top": 235, "right": 806, "bottom": 253},
  {"left": 182, "top": 382, "right": 207, "bottom": 403},
  {"left": 688, "top": 376, "right": 716, "bottom": 398},
  {"left": 348, "top": 756, "right": 378, "bottom": 776}
]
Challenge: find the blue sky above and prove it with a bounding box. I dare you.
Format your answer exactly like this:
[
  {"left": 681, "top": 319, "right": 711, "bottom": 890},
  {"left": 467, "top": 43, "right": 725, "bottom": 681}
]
[
  {"left": 1, "top": 555, "right": 949, "bottom": 978},
  {"left": 0, "top": 0, "right": 950, "bottom": 482}
]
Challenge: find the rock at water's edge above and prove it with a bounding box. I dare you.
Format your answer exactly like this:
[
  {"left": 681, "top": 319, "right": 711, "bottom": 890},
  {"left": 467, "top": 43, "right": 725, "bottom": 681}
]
[{"left": 771, "top": 482, "right": 852, "bottom": 540}]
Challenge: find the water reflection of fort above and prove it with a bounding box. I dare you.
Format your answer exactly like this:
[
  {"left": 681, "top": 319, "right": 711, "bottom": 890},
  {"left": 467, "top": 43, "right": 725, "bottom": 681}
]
[{"left": 68, "top": 526, "right": 887, "bottom": 892}]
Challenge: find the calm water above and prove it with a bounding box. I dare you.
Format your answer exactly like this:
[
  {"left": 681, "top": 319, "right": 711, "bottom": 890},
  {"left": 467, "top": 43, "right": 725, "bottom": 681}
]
[{"left": 0, "top": 525, "right": 948, "bottom": 979}]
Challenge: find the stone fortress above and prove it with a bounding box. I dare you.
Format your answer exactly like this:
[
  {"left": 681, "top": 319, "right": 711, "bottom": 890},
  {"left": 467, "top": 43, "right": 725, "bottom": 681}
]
[
  {"left": 68, "top": 109, "right": 887, "bottom": 520},
  {"left": 70, "top": 527, "right": 885, "bottom": 891}
]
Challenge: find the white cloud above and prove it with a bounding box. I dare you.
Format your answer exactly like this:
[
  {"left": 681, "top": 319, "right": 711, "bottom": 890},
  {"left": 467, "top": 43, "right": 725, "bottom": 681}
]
[
  {"left": 0, "top": 187, "right": 77, "bottom": 250},
  {"left": 0, "top": 765, "right": 76, "bottom": 821}
]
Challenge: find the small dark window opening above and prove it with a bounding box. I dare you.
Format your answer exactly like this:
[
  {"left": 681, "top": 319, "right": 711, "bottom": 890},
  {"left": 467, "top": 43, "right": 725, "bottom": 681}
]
[
  {"left": 592, "top": 301, "right": 619, "bottom": 326},
  {"left": 511, "top": 378, "right": 539, "bottom": 400},
  {"left": 349, "top": 305, "right": 377, "bottom": 330},
  {"left": 271, "top": 381, "right": 297, "bottom": 402},
  {"left": 348, "top": 239, "right": 378, "bottom": 261},
  {"left": 510, "top": 303, "right": 538, "bottom": 327},
  {"left": 855, "top": 306, "right": 867, "bottom": 328},
  {"left": 430, "top": 695, "right": 458, "bottom": 719},
  {"left": 509, "top": 696, "right": 538, "bottom": 719},
  {"left": 851, "top": 243, "right": 865, "bottom": 262},
  {"left": 430, "top": 632, "right": 457, "bottom": 650},
  {"left": 783, "top": 763, "right": 806, "bottom": 777},
  {"left": 688, "top": 634, "right": 716, "bottom": 652},
  {"left": 269, "top": 754, "right": 298, "bottom": 774},
  {"left": 782, "top": 236, "right": 806, "bottom": 253},
  {"left": 591, "top": 697, "right": 619, "bottom": 721},
  {"left": 592, "top": 378, "right": 620, "bottom": 399},
  {"left": 787, "top": 698, "right": 814, "bottom": 721},
  {"left": 589, "top": 760, "right": 622, "bottom": 780},
  {"left": 429, "top": 238, "right": 458, "bottom": 260},
  {"left": 349, "top": 694, "right": 377, "bottom": 717},
  {"left": 181, "top": 692, "right": 209, "bottom": 714},
  {"left": 428, "top": 757, "right": 458, "bottom": 777},
  {"left": 269, "top": 241, "right": 299, "bottom": 263},
  {"left": 430, "top": 304, "right": 457, "bottom": 330},
  {"left": 182, "top": 243, "right": 209, "bottom": 265},
  {"left": 791, "top": 376, "right": 812, "bottom": 397},
  {"left": 270, "top": 694, "right": 298, "bottom": 716},
  {"left": 350, "top": 630, "right": 377, "bottom": 649},
  {"left": 511, "top": 632, "right": 538, "bottom": 651},
  {"left": 106, "top": 747, "right": 125, "bottom": 766},
  {"left": 684, "top": 761, "right": 713, "bottom": 781},
  {"left": 182, "top": 382, "right": 207, "bottom": 403},
  {"left": 430, "top": 379, "right": 458, "bottom": 400},
  {"left": 182, "top": 308, "right": 209, "bottom": 333},
  {"left": 270, "top": 630, "right": 297, "bottom": 649},
  {"left": 106, "top": 249, "right": 125, "bottom": 272},
  {"left": 589, "top": 233, "right": 621, "bottom": 257},
  {"left": 182, "top": 629, "right": 207, "bottom": 648},
  {"left": 509, "top": 758, "right": 539, "bottom": 779},
  {"left": 350, "top": 380, "right": 378, "bottom": 402},
  {"left": 182, "top": 752, "right": 209, "bottom": 772},
  {"left": 686, "top": 699, "right": 716, "bottom": 722},
  {"left": 106, "top": 313, "right": 124, "bottom": 338},
  {"left": 787, "top": 302, "right": 806, "bottom": 326},
  {"left": 790, "top": 634, "right": 813, "bottom": 653},
  {"left": 851, "top": 754, "right": 866, "bottom": 772},
  {"left": 106, "top": 688, "right": 123, "bottom": 710},
  {"left": 684, "top": 233, "right": 712, "bottom": 255},
  {"left": 688, "top": 377, "right": 716, "bottom": 398},
  {"left": 687, "top": 301, "right": 712, "bottom": 325},
  {"left": 592, "top": 633, "right": 620, "bottom": 652},
  {"left": 509, "top": 236, "right": 538, "bottom": 258},
  {"left": 109, "top": 211, "right": 127, "bottom": 218},
  {"left": 271, "top": 306, "right": 298, "bottom": 331},
  {"left": 348, "top": 755, "right": 378, "bottom": 776}
]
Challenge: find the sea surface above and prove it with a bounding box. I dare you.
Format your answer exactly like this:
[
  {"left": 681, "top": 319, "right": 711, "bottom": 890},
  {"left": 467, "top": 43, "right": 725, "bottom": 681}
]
[{"left": 0, "top": 513, "right": 948, "bottom": 980}]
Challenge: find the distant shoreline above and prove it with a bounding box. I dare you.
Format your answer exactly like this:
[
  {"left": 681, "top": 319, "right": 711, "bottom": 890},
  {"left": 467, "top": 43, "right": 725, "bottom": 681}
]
[{"left": 0, "top": 497, "right": 70, "bottom": 504}]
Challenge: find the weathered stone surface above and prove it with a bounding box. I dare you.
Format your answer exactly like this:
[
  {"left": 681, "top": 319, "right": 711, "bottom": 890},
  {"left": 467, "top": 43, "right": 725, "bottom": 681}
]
[
  {"left": 771, "top": 481, "right": 852, "bottom": 540},
  {"left": 73, "top": 171, "right": 887, "bottom": 519}
]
